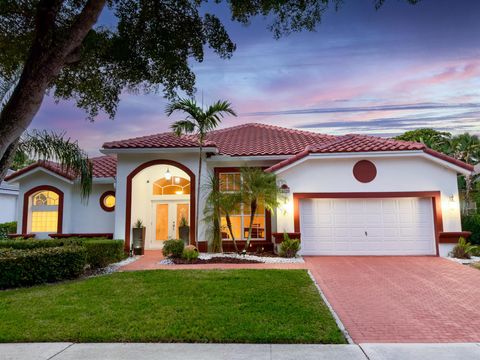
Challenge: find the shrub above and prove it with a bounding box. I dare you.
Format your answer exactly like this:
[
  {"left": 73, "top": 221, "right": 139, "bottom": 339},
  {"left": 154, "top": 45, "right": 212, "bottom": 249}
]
[
  {"left": 162, "top": 239, "right": 185, "bottom": 258},
  {"left": 0, "top": 238, "right": 125, "bottom": 269},
  {"left": 182, "top": 245, "right": 199, "bottom": 262},
  {"left": 82, "top": 240, "right": 125, "bottom": 269},
  {"left": 449, "top": 237, "right": 478, "bottom": 259},
  {"left": 461, "top": 214, "right": 480, "bottom": 245},
  {"left": 0, "top": 238, "right": 77, "bottom": 250},
  {"left": 0, "top": 221, "right": 17, "bottom": 239},
  {"left": 0, "top": 246, "right": 87, "bottom": 289},
  {"left": 279, "top": 233, "right": 301, "bottom": 258}
]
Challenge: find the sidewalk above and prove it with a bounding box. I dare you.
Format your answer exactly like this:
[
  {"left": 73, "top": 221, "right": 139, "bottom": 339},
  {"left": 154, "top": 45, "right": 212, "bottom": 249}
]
[{"left": 3, "top": 343, "right": 480, "bottom": 360}]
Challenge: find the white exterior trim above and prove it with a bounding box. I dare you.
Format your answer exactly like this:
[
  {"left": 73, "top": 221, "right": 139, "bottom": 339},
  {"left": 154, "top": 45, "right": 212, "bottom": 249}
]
[
  {"left": 7, "top": 168, "right": 74, "bottom": 184},
  {"left": 273, "top": 150, "right": 471, "bottom": 176},
  {"left": 208, "top": 155, "right": 290, "bottom": 162}
]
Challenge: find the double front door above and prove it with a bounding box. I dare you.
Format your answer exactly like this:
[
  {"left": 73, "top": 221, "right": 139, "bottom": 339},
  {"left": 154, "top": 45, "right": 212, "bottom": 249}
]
[{"left": 149, "top": 201, "right": 189, "bottom": 248}]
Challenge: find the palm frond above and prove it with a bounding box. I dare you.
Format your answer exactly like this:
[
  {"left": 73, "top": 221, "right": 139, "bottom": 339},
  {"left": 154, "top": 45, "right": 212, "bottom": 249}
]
[
  {"left": 0, "top": 69, "right": 21, "bottom": 110},
  {"left": 165, "top": 98, "right": 203, "bottom": 120},
  {"left": 18, "top": 130, "right": 93, "bottom": 200},
  {"left": 170, "top": 120, "right": 196, "bottom": 136}
]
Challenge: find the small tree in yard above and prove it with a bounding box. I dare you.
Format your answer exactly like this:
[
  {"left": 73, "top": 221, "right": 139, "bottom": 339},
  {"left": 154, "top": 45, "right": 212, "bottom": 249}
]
[
  {"left": 167, "top": 98, "right": 236, "bottom": 248},
  {"left": 240, "top": 167, "right": 283, "bottom": 254}
]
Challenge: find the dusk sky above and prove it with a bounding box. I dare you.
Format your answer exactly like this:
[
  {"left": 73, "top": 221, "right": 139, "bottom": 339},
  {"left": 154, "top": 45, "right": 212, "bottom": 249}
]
[{"left": 31, "top": 0, "right": 480, "bottom": 155}]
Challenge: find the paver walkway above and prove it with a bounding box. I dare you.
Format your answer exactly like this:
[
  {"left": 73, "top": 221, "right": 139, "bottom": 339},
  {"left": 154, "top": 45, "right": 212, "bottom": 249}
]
[
  {"left": 120, "top": 251, "right": 308, "bottom": 271},
  {"left": 305, "top": 256, "right": 480, "bottom": 343}
]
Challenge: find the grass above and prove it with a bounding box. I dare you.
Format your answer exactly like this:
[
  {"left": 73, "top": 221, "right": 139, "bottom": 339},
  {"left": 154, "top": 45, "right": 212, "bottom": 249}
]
[{"left": 0, "top": 270, "right": 345, "bottom": 344}]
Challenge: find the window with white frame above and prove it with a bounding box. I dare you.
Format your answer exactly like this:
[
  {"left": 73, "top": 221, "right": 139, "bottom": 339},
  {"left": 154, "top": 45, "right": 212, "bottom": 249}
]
[{"left": 218, "top": 172, "right": 266, "bottom": 241}]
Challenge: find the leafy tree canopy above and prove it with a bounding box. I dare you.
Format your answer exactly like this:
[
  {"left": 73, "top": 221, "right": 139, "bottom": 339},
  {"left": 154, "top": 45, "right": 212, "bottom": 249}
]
[
  {"left": 395, "top": 128, "right": 451, "bottom": 152},
  {"left": 0, "top": 0, "right": 420, "bottom": 121}
]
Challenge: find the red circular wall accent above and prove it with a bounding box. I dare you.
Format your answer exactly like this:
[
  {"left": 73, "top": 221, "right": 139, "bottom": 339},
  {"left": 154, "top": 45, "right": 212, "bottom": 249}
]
[
  {"left": 100, "top": 191, "right": 116, "bottom": 212},
  {"left": 353, "top": 160, "right": 377, "bottom": 183}
]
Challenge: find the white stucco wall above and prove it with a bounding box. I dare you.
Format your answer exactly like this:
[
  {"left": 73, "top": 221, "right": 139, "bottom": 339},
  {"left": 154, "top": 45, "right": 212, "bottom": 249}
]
[
  {"left": 15, "top": 170, "right": 115, "bottom": 238},
  {"left": 275, "top": 154, "right": 463, "bottom": 256},
  {"left": 0, "top": 193, "right": 17, "bottom": 223},
  {"left": 115, "top": 153, "right": 208, "bottom": 243}
]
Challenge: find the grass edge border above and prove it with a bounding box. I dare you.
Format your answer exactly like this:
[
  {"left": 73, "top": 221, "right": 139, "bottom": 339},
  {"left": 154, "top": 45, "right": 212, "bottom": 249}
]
[{"left": 307, "top": 270, "right": 353, "bottom": 344}]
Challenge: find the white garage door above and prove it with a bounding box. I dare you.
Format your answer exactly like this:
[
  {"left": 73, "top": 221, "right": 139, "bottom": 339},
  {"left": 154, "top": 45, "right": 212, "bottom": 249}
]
[{"left": 299, "top": 197, "right": 436, "bottom": 255}]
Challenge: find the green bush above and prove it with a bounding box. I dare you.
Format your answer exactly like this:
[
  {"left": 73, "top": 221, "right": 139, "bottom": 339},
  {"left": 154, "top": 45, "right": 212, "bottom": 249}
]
[
  {"left": 182, "top": 245, "right": 199, "bottom": 262},
  {"left": 0, "top": 246, "right": 87, "bottom": 289},
  {"left": 279, "top": 233, "right": 301, "bottom": 258},
  {"left": 0, "top": 238, "right": 125, "bottom": 269},
  {"left": 82, "top": 240, "right": 125, "bottom": 269},
  {"left": 449, "top": 237, "right": 478, "bottom": 259},
  {"left": 162, "top": 239, "right": 185, "bottom": 258},
  {"left": 0, "top": 221, "right": 17, "bottom": 239},
  {"left": 461, "top": 214, "right": 480, "bottom": 245},
  {"left": 0, "top": 238, "right": 78, "bottom": 250}
]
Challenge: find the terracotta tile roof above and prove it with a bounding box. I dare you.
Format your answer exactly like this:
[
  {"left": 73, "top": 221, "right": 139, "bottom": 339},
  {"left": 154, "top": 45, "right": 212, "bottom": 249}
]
[
  {"left": 205, "top": 123, "right": 336, "bottom": 156},
  {"left": 103, "top": 132, "right": 215, "bottom": 150},
  {"left": 5, "top": 156, "right": 117, "bottom": 182},
  {"left": 265, "top": 134, "right": 473, "bottom": 173},
  {"left": 102, "top": 123, "right": 336, "bottom": 156}
]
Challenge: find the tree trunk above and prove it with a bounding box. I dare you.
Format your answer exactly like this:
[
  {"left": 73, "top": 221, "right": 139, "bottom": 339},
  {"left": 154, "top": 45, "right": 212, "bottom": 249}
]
[
  {"left": 195, "top": 144, "right": 202, "bottom": 249},
  {"left": 243, "top": 199, "right": 257, "bottom": 253},
  {"left": 0, "top": 138, "right": 20, "bottom": 181},
  {"left": 0, "top": 0, "right": 107, "bottom": 181},
  {"left": 225, "top": 213, "right": 239, "bottom": 253}
]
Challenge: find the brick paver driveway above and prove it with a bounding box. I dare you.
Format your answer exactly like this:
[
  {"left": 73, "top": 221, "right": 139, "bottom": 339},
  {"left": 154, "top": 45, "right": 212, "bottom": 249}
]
[{"left": 305, "top": 256, "right": 480, "bottom": 343}]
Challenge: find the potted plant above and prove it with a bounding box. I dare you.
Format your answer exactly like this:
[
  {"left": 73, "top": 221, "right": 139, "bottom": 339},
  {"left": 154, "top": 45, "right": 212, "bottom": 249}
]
[
  {"left": 132, "top": 219, "right": 146, "bottom": 255},
  {"left": 179, "top": 216, "right": 190, "bottom": 245}
]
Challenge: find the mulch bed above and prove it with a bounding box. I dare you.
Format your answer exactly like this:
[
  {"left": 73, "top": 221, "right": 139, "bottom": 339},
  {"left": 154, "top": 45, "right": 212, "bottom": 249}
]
[{"left": 172, "top": 256, "right": 262, "bottom": 265}]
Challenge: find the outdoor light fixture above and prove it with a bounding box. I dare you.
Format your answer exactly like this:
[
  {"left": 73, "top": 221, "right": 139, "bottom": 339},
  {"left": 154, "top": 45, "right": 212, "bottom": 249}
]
[
  {"left": 164, "top": 168, "right": 172, "bottom": 180},
  {"left": 280, "top": 183, "right": 290, "bottom": 194},
  {"left": 174, "top": 176, "right": 180, "bottom": 184},
  {"left": 448, "top": 194, "right": 456, "bottom": 210},
  {"left": 175, "top": 190, "right": 183, "bottom": 195}
]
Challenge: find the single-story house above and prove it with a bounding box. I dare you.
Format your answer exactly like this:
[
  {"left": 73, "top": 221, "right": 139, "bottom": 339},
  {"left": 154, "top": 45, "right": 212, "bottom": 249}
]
[
  {"left": 0, "top": 169, "right": 19, "bottom": 224},
  {"left": 5, "top": 123, "right": 473, "bottom": 257}
]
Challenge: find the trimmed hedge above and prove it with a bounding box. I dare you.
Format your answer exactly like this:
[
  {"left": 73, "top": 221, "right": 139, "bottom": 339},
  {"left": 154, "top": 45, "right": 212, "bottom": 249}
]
[
  {"left": 461, "top": 214, "right": 480, "bottom": 245},
  {"left": 0, "top": 221, "right": 16, "bottom": 239},
  {"left": 0, "top": 239, "right": 78, "bottom": 249},
  {"left": 0, "top": 246, "right": 87, "bottom": 289},
  {"left": 0, "top": 238, "right": 125, "bottom": 269},
  {"left": 82, "top": 240, "right": 125, "bottom": 269}
]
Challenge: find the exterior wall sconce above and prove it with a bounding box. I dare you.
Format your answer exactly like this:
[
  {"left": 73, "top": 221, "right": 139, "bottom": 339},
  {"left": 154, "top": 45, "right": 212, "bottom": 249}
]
[{"left": 280, "top": 183, "right": 290, "bottom": 194}]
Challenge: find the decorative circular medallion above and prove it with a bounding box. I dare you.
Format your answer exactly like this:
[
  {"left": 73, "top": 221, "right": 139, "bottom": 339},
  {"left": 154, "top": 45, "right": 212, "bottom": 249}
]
[
  {"left": 353, "top": 160, "right": 377, "bottom": 183},
  {"left": 100, "top": 191, "right": 116, "bottom": 212}
]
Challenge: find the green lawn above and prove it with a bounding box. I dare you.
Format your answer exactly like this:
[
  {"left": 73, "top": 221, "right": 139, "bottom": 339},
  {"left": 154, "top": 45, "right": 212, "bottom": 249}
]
[{"left": 0, "top": 270, "right": 345, "bottom": 344}]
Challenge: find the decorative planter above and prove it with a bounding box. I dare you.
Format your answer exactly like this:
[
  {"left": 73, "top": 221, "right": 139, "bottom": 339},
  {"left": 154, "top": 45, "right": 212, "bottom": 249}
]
[
  {"left": 132, "top": 227, "right": 146, "bottom": 255},
  {"left": 179, "top": 226, "right": 190, "bottom": 245}
]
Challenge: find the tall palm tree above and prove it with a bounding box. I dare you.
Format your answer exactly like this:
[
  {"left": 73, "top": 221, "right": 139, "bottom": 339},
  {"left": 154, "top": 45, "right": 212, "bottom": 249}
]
[
  {"left": 167, "top": 98, "right": 236, "bottom": 248},
  {"left": 203, "top": 173, "right": 242, "bottom": 253},
  {"left": 240, "top": 167, "right": 283, "bottom": 254}
]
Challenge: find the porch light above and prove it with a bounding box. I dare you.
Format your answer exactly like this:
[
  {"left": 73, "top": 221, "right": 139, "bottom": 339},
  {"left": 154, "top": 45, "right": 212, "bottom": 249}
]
[
  {"left": 174, "top": 176, "right": 180, "bottom": 184},
  {"left": 164, "top": 168, "right": 172, "bottom": 180},
  {"left": 280, "top": 183, "right": 290, "bottom": 194},
  {"left": 175, "top": 190, "right": 183, "bottom": 195},
  {"left": 448, "top": 194, "right": 456, "bottom": 210}
]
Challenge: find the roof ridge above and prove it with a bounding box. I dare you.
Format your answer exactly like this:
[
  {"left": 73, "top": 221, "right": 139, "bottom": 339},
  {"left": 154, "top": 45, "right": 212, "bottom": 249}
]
[{"left": 208, "top": 122, "right": 334, "bottom": 138}]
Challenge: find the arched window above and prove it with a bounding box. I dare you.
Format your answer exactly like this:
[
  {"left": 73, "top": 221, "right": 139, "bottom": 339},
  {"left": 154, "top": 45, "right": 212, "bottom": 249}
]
[
  {"left": 153, "top": 176, "right": 190, "bottom": 195},
  {"left": 30, "top": 190, "right": 60, "bottom": 232}
]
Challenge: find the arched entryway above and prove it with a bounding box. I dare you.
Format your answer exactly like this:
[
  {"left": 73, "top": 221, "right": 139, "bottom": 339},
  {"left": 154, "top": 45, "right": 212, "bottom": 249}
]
[
  {"left": 22, "top": 185, "right": 64, "bottom": 236},
  {"left": 125, "top": 159, "right": 196, "bottom": 252}
]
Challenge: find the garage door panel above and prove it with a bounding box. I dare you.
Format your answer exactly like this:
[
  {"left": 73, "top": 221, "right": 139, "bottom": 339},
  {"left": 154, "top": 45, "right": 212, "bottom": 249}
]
[{"left": 299, "top": 197, "right": 436, "bottom": 256}]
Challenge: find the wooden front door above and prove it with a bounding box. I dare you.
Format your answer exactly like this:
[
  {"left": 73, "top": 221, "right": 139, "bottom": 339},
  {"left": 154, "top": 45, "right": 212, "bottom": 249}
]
[{"left": 155, "top": 203, "right": 169, "bottom": 241}]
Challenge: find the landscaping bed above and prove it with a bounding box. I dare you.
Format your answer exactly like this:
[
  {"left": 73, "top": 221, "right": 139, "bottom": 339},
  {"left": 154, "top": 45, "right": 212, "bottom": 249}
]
[
  {"left": 171, "top": 256, "right": 261, "bottom": 264},
  {"left": 0, "top": 270, "right": 346, "bottom": 344}
]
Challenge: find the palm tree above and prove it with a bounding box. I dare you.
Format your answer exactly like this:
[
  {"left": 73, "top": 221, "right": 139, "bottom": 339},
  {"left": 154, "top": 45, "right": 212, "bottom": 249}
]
[
  {"left": 447, "top": 133, "right": 480, "bottom": 207},
  {"left": 167, "top": 98, "right": 236, "bottom": 248},
  {"left": 203, "top": 173, "right": 242, "bottom": 253},
  {"left": 0, "top": 74, "right": 92, "bottom": 199},
  {"left": 240, "top": 167, "right": 283, "bottom": 254}
]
